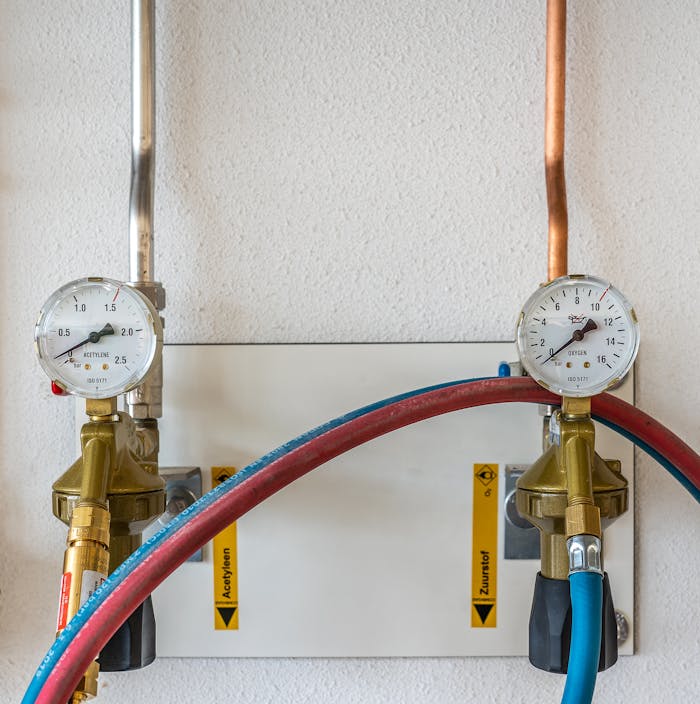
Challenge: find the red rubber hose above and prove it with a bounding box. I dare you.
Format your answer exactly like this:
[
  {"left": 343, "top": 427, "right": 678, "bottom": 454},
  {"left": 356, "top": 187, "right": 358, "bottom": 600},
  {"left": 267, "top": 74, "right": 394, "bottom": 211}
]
[
  {"left": 590, "top": 391, "right": 700, "bottom": 480},
  {"left": 36, "top": 377, "right": 700, "bottom": 703}
]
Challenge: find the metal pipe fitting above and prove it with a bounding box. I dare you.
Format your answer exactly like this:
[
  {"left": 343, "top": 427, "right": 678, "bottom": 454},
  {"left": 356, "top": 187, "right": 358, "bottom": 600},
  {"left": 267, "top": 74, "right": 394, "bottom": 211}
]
[
  {"left": 126, "top": 353, "right": 163, "bottom": 419},
  {"left": 563, "top": 426, "right": 602, "bottom": 539},
  {"left": 567, "top": 534, "right": 603, "bottom": 575},
  {"left": 78, "top": 438, "right": 111, "bottom": 506}
]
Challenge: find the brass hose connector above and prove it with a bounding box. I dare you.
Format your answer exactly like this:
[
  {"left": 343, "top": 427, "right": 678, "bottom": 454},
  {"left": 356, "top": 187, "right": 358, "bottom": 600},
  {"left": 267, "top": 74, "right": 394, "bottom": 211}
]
[{"left": 57, "top": 503, "right": 111, "bottom": 701}]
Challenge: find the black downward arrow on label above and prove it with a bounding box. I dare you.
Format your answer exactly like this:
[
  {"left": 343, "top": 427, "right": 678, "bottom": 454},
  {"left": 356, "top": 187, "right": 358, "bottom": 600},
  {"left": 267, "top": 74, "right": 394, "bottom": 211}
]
[
  {"left": 217, "top": 606, "right": 237, "bottom": 627},
  {"left": 473, "top": 603, "right": 494, "bottom": 624}
]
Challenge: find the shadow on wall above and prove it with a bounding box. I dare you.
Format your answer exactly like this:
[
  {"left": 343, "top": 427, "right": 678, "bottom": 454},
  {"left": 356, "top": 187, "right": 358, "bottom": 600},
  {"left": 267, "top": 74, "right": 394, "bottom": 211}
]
[
  {"left": 157, "top": 2, "right": 248, "bottom": 332},
  {"left": 566, "top": 2, "right": 613, "bottom": 265},
  {"left": 566, "top": 2, "right": 654, "bottom": 270}
]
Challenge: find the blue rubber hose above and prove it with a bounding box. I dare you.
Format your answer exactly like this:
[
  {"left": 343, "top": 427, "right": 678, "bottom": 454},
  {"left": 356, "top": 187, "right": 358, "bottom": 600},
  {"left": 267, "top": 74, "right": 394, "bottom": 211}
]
[
  {"left": 562, "top": 571, "right": 604, "bottom": 704},
  {"left": 596, "top": 418, "right": 700, "bottom": 502}
]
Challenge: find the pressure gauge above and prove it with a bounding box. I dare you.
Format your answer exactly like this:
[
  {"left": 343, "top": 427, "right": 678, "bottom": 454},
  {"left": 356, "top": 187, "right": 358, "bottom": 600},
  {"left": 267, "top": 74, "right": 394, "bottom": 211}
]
[
  {"left": 516, "top": 275, "right": 639, "bottom": 397},
  {"left": 35, "top": 277, "right": 162, "bottom": 399}
]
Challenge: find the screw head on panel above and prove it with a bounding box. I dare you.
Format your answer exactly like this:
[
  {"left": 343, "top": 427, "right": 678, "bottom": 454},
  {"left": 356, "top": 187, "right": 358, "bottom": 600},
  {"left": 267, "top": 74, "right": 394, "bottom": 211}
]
[{"left": 615, "top": 610, "right": 630, "bottom": 646}]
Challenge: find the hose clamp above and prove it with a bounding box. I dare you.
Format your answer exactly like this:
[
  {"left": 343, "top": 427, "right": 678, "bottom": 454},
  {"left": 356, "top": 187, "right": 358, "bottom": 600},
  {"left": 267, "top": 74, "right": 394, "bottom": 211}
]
[{"left": 567, "top": 534, "right": 603, "bottom": 576}]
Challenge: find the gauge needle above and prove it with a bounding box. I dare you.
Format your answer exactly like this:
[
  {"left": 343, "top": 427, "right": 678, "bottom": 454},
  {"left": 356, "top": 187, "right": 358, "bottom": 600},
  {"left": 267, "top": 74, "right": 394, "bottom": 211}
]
[
  {"left": 53, "top": 323, "right": 115, "bottom": 360},
  {"left": 543, "top": 318, "right": 598, "bottom": 363}
]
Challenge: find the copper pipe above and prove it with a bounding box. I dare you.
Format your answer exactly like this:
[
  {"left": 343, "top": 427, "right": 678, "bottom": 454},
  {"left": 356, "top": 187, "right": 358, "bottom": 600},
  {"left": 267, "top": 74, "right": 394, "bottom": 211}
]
[{"left": 545, "top": 0, "right": 568, "bottom": 281}]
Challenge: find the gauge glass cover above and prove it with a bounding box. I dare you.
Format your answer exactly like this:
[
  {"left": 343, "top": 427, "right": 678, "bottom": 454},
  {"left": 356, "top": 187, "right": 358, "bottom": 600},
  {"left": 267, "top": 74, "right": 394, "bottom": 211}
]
[
  {"left": 516, "top": 275, "right": 639, "bottom": 397},
  {"left": 35, "top": 277, "right": 161, "bottom": 399}
]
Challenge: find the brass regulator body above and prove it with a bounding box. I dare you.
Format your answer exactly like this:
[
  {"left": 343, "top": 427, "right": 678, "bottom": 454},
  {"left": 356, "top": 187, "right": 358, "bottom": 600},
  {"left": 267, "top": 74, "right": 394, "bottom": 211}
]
[
  {"left": 52, "top": 399, "right": 165, "bottom": 701},
  {"left": 516, "top": 398, "right": 628, "bottom": 580},
  {"left": 53, "top": 408, "right": 165, "bottom": 573}
]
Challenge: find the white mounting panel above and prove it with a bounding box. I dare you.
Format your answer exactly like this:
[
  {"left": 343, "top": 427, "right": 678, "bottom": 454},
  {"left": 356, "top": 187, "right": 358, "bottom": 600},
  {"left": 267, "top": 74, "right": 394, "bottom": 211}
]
[{"left": 81, "top": 343, "right": 635, "bottom": 657}]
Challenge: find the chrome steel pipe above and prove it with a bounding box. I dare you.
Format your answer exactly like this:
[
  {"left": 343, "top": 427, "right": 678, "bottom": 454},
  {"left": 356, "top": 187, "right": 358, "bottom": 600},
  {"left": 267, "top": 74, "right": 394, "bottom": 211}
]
[
  {"left": 127, "top": 0, "right": 164, "bottom": 419},
  {"left": 129, "top": 0, "right": 155, "bottom": 284}
]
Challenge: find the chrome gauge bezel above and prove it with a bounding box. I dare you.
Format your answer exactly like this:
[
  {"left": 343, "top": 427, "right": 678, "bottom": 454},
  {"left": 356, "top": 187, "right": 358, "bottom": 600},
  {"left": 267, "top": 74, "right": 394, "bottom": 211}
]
[
  {"left": 35, "top": 277, "right": 162, "bottom": 399},
  {"left": 516, "top": 274, "right": 640, "bottom": 398}
]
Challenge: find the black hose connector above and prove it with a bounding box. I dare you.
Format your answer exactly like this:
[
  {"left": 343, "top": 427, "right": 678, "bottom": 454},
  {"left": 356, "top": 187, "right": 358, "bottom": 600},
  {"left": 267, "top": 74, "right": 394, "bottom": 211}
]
[
  {"left": 98, "top": 596, "right": 156, "bottom": 671},
  {"left": 528, "top": 572, "right": 618, "bottom": 673}
]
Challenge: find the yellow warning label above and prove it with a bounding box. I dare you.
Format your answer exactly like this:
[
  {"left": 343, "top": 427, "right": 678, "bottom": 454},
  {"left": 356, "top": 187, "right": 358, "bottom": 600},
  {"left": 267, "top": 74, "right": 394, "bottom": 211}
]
[
  {"left": 212, "top": 466, "right": 239, "bottom": 630},
  {"left": 471, "top": 464, "right": 498, "bottom": 628}
]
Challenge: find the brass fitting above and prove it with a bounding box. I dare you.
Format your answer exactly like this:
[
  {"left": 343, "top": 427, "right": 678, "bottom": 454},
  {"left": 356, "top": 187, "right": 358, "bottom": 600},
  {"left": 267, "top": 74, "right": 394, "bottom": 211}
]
[
  {"left": 561, "top": 421, "right": 601, "bottom": 539},
  {"left": 566, "top": 502, "right": 601, "bottom": 539},
  {"left": 66, "top": 504, "right": 111, "bottom": 550},
  {"left": 57, "top": 504, "right": 110, "bottom": 701},
  {"left": 560, "top": 397, "right": 602, "bottom": 537},
  {"left": 53, "top": 412, "right": 165, "bottom": 571},
  {"left": 86, "top": 397, "right": 119, "bottom": 422},
  {"left": 516, "top": 400, "right": 628, "bottom": 580}
]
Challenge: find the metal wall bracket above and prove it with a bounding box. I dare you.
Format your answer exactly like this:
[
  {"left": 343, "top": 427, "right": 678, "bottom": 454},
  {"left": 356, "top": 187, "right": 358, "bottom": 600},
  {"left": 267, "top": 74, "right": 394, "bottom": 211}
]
[
  {"left": 143, "top": 466, "right": 203, "bottom": 561},
  {"left": 504, "top": 464, "right": 540, "bottom": 560}
]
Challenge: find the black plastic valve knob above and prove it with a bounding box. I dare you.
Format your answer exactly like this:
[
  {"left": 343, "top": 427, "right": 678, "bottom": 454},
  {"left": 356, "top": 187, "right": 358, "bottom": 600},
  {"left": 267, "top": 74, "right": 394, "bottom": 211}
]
[{"left": 98, "top": 596, "right": 156, "bottom": 672}]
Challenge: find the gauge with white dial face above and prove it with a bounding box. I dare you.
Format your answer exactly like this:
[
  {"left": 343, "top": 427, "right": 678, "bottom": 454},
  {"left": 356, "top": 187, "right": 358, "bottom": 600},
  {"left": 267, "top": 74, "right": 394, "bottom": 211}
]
[
  {"left": 35, "top": 277, "right": 162, "bottom": 399},
  {"left": 516, "top": 275, "right": 639, "bottom": 397}
]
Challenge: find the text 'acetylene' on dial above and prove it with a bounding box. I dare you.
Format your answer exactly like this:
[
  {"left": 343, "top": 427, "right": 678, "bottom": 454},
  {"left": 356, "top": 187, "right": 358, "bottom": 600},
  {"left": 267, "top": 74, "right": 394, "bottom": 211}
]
[{"left": 35, "top": 278, "right": 162, "bottom": 399}]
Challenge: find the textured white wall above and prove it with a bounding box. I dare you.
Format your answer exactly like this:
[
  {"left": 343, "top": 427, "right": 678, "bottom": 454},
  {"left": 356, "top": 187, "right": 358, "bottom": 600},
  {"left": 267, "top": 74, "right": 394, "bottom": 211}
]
[{"left": 1, "top": 1, "right": 699, "bottom": 702}]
